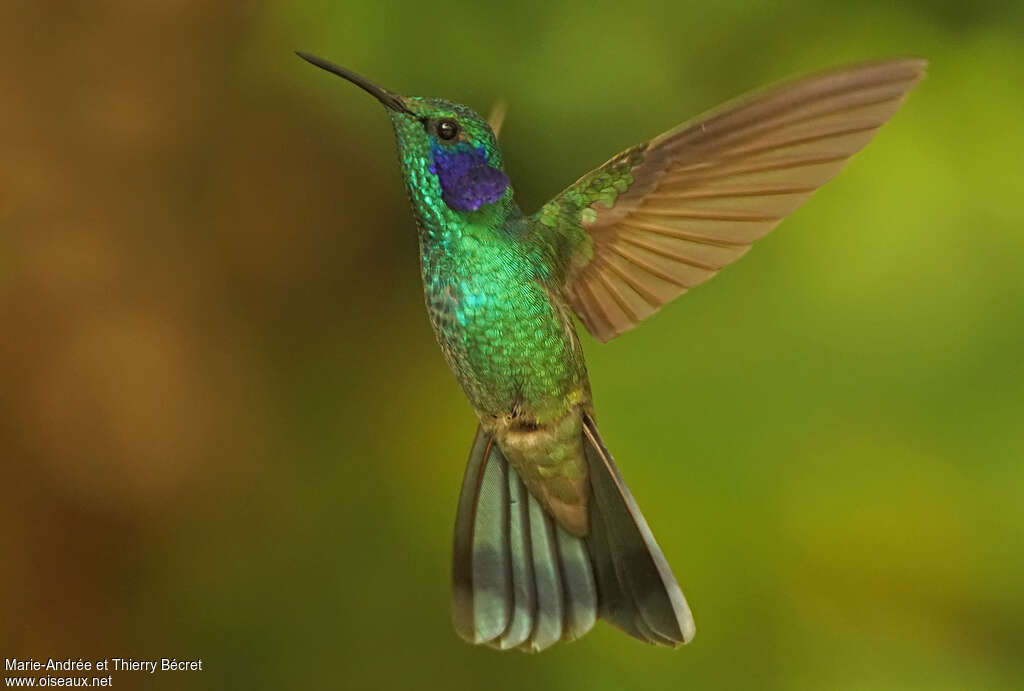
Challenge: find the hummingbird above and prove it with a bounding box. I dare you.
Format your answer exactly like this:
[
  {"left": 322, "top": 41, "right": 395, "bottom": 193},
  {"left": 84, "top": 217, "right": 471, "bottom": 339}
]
[{"left": 296, "top": 51, "right": 926, "bottom": 652}]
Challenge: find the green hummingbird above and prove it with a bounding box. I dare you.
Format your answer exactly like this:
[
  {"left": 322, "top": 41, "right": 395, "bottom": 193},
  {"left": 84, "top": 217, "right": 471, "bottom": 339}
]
[{"left": 297, "top": 51, "right": 926, "bottom": 652}]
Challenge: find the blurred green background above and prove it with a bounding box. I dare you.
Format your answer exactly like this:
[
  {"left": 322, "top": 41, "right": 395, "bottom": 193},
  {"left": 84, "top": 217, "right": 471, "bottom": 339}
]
[{"left": 2, "top": 0, "right": 1022, "bottom": 689}]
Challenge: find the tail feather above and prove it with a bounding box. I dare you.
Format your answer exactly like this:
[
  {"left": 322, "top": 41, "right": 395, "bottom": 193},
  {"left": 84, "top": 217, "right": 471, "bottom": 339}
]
[
  {"left": 521, "top": 492, "right": 565, "bottom": 650},
  {"left": 452, "top": 417, "right": 694, "bottom": 651},
  {"left": 451, "top": 429, "right": 512, "bottom": 643},
  {"left": 555, "top": 524, "right": 599, "bottom": 640},
  {"left": 495, "top": 465, "right": 535, "bottom": 649},
  {"left": 583, "top": 414, "right": 695, "bottom": 645}
]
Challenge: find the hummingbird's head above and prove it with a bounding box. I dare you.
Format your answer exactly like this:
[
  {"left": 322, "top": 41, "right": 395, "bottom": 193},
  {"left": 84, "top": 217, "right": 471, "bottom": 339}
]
[
  {"left": 385, "top": 96, "right": 510, "bottom": 214},
  {"left": 297, "top": 52, "right": 511, "bottom": 219}
]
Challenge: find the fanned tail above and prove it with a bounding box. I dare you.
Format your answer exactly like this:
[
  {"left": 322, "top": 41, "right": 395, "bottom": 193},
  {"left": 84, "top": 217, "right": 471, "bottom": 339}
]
[
  {"left": 451, "top": 427, "right": 596, "bottom": 651},
  {"left": 451, "top": 415, "right": 695, "bottom": 651}
]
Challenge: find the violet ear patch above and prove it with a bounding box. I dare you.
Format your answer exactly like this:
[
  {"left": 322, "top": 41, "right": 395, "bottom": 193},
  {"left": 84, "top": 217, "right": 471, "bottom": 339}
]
[{"left": 431, "top": 144, "right": 509, "bottom": 212}]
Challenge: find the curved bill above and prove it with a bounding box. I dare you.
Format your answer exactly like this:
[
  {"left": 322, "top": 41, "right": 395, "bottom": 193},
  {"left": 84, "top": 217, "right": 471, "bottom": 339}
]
[{"left": 295, "top": 51, "right": 410, "bottom": 114}]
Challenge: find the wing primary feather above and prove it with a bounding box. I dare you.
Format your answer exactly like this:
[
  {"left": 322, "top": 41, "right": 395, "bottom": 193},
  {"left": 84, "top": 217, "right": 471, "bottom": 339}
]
[
  {"left": 616, "top": 235, "right": 722, "bottom": 272},
  {"left": 587, "top": 274, "right": 635, "bottom": 335},
  {"left": 630, "top": 206, "right": 780, "bottom": 222},
  {"left": 570, "top": 279, "right": 603, "bottom": 333},
  {"left": 651, "top": 182, "right": 816, "bottom": 200},
  {"left": 612, "top": 246, "right": 692, "bottom": 288},
  {"left": 593, "top": 267, "right": 642, "bottom": 323},
  {"left": 576, "top": 275, "right": 618, "bottom": 340},
  {"left": 657, "top": 60, "right": 924, "bottom": 152},
  {"left": 662, "top": 84, "right": 912, "bottom": 158},
  {"left": 594, "top": 256, "right": 665, "bottom": 306},
  {"left": 618, "top": 219, "right": 754, "bottom": 247},
  {"left": 718, "top": 120, "right": 885, "bottom": 160},
  {"left": 661, "top": 152, "right": 849, "bottom": 186}
]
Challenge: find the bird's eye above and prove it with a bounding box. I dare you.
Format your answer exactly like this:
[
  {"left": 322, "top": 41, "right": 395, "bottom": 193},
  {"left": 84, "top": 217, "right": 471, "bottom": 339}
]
[{"left": 436, "top": 119, "right": 460, "bottom": 141}]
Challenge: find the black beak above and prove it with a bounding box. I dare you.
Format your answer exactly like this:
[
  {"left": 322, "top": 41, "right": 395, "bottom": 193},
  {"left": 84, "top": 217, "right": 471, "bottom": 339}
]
[{"left": 296, "top": 51, "right": 411, "bottom": 114}]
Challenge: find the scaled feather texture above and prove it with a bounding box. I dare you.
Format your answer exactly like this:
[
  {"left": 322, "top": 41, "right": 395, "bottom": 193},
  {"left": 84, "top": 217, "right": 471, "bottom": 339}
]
[{"left": 297, "top": 53, "right": 925, "bottom": 652}]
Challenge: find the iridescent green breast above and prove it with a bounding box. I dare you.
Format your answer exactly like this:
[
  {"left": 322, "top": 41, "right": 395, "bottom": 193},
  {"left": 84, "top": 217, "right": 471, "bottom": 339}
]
[{"left": 421, "top": 221, "right": 588, "bottom": 423}]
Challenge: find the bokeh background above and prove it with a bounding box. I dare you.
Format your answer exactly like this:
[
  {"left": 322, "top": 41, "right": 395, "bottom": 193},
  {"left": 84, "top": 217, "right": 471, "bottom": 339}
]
[{"left": 2, "top": 0, "right": 1023, "bottom": 689}]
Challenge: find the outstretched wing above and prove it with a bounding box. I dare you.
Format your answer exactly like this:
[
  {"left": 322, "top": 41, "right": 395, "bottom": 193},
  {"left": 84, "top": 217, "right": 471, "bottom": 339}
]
[{"left": 534, "top": 59, "right": 927, "bottom": 342}]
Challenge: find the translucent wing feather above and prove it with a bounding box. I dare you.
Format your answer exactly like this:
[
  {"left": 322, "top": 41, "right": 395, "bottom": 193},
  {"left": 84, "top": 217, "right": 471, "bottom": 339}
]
[{"left": 535, "top": 59, "right": 927, "bottom": 342}]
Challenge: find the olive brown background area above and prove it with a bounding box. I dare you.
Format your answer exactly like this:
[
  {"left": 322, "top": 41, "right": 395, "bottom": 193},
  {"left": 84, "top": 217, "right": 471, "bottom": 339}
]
[{"left": 1, "top": 1, "right": 1022, "bottom": 689}]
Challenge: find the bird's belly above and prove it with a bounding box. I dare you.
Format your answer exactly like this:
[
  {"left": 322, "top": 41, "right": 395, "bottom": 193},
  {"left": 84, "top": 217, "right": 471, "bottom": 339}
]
[{"left": 425, "top": 274, "right": 588, "bottom": 423}]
